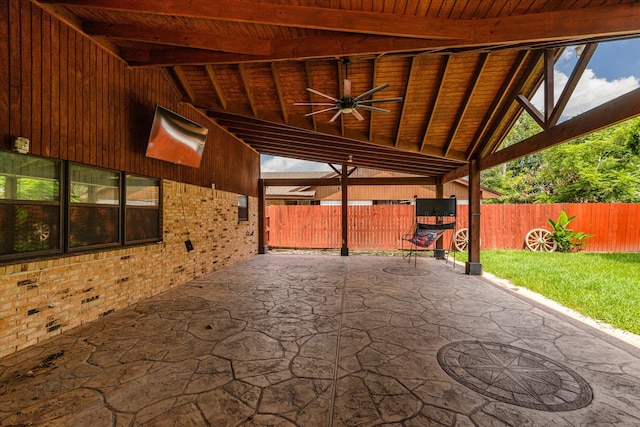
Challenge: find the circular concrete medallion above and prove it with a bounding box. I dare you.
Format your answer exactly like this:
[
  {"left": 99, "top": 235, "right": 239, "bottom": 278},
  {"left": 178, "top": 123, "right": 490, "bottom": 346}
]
[
  {"left": 382, "top": 266, "right": 431, "bottom": 276},
  {"left": 437, "top": 341, "right": 592, "bottom": 412}
]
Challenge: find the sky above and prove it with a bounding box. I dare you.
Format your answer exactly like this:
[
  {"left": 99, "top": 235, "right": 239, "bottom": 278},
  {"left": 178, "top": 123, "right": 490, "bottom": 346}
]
[{"left": 261, "top": 38, "right": 640, "bottom": 173}]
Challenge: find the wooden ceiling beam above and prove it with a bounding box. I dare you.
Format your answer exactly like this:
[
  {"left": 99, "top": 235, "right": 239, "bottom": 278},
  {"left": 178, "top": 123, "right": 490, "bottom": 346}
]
[
  {"left": 225, "top": 127, "right": 461, "bottom": 168},
  {"left": 171, "top": 66, "right": 195, "bottom": 103},
  {"left": 472, "top": 4, "right": 640, "bottom": 46},
  {"left": 32, "top": 2, "right": 123, "bottom": 59},
  {"left": 205, "top": 65, "right": 227, "bottom": 111},
  {"left": 479, "top": 86, "right": 640, "bottom": 171},
  {"left": 543, "top": 49, "right": 555, "bottom": 126},
  {"left": 238, "top": 64, "right": 257, "bottom": 116},
  {"left": 121, "top": 35, "right": 449, "bottom": 66},
  {"left": 40, "top": 1, "right": 640, "bottom": 50},
  {"left": 249, "top": 144, "right": 452, "bottom": 175},
  {"left": 548, "top": 43, "right": 598, "bottom": 127},
  {"left": 209, "top": 110, "right": 468, "bottom": 163},
  {"left": 218, "top": 120, "right": 461, "bottom": 167},
  {"left": 263, "top": 177, "right": 438, "bottom": 186},
  {"left": 465, "top": 50, "right": 530, "bottom": 160},
  {"left": 443, "top": 53, "right": 489, "bottom": 157},
  {"left": 82, "top": 21, "right": 271, "bottom": 55},
  {"left": 441, "top": 164, "right": 470, "bottom": 184},
  {"left": 477, "top": 50, "right": 545, "bottom": 158},
  {"left": 271, "top": 63, "right": 288, "bottom": 124},
  {"left": 250, "top": 143, "right": 439, "bottom": 173},
  {"left": 420, "top": 55, "right": 450, "bottom": 152},
  {"left": 337, "top": 60, "right": 345, "bottom": 137},
  {"left": 369, "top": 57, "right": 379, "bottom": 142},
  {"left": 516, "top": 93, "right": 545, "bottom": 128},
  {"left": 394, "top": 56, "right": 416, "bottom": 148},
  {"left": 38, "top": 0, "right": 467, "bottom": 40},
  {"left": 246, "top": 141, "right": 449, "bottom": 176},
  {"left": 304, "top": 61, "right": 318, "bottom": 131}
]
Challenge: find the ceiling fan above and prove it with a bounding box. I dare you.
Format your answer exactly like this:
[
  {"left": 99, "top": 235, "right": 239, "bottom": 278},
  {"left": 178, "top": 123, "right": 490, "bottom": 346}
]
[{"left": 294, "top": 58, "right": 403, "bottom": 122}]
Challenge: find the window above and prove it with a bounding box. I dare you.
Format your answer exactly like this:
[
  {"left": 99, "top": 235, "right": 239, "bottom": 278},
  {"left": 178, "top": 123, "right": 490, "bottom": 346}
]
[
  {"left": 69, "top": 164, "right": 120, "bottom": 250},
  {"left": 238, "top": 194, "right": 248, "bottom": 222},
  {"left": 125, "top": 175, "right": 160, "bottom": 244},
  {"left": 0, "top": 151, "right": 162, "bottom": 262},
  {"left": 0, "top": 151, "right": 62, "bottom": 259}
]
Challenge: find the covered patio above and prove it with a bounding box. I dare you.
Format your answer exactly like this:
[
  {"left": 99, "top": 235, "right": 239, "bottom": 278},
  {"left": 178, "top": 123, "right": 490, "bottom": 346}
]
[{"left": 2, "top": 254, "right": 639, "bottom": 426}]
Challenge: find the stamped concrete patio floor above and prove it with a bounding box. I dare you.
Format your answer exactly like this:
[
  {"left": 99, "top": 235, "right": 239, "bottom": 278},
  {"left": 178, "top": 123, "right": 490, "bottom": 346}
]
[{"left": 2, "top": 254, "right": 640, "bottom": 426}]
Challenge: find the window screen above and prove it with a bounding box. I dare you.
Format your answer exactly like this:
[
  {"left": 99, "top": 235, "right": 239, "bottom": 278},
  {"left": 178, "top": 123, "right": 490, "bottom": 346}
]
[
  {"left": 69, "top": 164, "right": 120, "bottom": 249},
  {"left": 0, "top": 151, "right": 61, "bottom": 258}
]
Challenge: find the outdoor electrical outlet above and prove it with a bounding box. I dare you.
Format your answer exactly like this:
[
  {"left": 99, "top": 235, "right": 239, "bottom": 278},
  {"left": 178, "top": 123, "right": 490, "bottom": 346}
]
[{"left": 184, "top": 240, "right": 194, "bottom": 252}]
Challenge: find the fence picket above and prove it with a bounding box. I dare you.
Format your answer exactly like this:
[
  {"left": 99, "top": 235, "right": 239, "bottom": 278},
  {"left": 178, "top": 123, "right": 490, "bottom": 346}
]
[{"left": 265, "top": 203, "right": 640, "bottom": 252}]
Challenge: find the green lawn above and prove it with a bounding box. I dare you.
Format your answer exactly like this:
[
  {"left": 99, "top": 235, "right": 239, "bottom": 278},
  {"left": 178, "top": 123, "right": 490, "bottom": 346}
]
[{"left": 455, "top": 251, "right": 640, "bottom": 335}]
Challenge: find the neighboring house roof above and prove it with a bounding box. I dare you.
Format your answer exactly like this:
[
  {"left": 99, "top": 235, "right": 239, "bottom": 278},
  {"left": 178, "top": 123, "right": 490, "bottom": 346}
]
[{"left": 265, "top": 186, "right": 316, "bottom": 199}]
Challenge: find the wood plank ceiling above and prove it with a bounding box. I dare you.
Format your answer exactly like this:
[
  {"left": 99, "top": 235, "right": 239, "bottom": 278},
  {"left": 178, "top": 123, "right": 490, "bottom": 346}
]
[{"left": 36, "top": 0, "right": 640, "bottom": 178}]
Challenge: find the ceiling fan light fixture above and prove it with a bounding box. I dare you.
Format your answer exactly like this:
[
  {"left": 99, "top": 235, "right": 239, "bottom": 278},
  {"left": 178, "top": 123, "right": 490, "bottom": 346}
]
[{"left": 295, "top": 58, "right": 402, "bottom": 122}]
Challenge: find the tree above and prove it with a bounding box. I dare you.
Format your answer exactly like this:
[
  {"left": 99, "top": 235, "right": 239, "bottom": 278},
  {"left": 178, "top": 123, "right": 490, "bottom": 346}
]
[
  {"left": 536, "top": 120, "right": 640, "bottom": 203},
  {"left": 481, "top": 115, "right": 640, "bottom": 204},
  {"left": 481, "top": 112, "right": 543, "bottom": 203}
]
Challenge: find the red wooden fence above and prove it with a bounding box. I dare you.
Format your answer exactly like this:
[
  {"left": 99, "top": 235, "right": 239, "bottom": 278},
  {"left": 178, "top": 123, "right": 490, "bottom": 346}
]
[{"left": 265, "top": 203, "right": 640, "bottom": 252}]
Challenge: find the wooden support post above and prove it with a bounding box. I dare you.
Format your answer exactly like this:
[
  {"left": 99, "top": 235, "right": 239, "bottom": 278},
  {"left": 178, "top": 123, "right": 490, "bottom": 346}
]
[
  {"left": 434, "top": 181, "right": 446, "bottom": 259},
  {"left": 341, "top": 163, "right": 349, "bottom": 256},
  {"left": 258, "top": 179, "right": 268, "bottom": 254},
  {"left": 465, "top": 159, "right": 482, "bottom": 275}
]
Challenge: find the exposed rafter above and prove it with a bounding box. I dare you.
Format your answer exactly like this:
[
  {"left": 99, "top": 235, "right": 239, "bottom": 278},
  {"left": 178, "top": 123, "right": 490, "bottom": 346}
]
[
  {"left": 394, "top": 56, "right": 416, "bottom": 148},
  {"left": 478, "top": 50, "right": 545, "bottom": 158},
  {"left": 369, "top": 56, "right": 379, "bottom": 142},
  {"left": 171, "top": 66, "right": 195, "bottom": 103},
  {"left": 238, "top": 64, "right": 257, "bottom": 116},
  {"left": 271, "top": 63, "right": 288, "bottom": 124},
  {"left": 443, "top": 53, "right": 489, "bottom": 157},
  {"left": 549, "top": 43, "right": 598, "bottom": 126},
  {"left": 481, "top": 87, "right": 640, "bottom": 171},
  {"left": 205, "top": 65, "right": 227, "bottom": 111},
  {"left": 466, "top": 50, "right": 530, "bottom": 160},
  {"left": 304, "top": 61, "right": 317, "bottom": 131},
  {"left": 420, "top": 55, "right": 450, "bottom": 152},
  {"left": 33, "top": 0, "right": 640, "bottom": 185}
]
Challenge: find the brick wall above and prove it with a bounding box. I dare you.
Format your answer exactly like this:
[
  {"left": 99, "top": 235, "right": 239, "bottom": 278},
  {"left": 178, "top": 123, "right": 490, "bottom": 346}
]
[{"left": 0, "top": 180, "right": 257, "bottom": 358}]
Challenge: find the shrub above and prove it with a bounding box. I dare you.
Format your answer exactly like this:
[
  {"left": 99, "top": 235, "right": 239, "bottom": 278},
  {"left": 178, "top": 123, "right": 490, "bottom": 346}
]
[{"left": 547, "top": 210, "right": 594, "bottom": 252}]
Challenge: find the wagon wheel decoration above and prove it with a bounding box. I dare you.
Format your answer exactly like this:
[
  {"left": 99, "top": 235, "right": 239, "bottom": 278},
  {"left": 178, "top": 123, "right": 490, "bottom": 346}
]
[
  {"left": 525, "top": 228, "right": 557, "bottom": 252},
  {"left": 33, "top": 223, "right": 50, "bottom": 241},
  {"left": 454, "top": 228, "right": 469, "bottom": 251}
]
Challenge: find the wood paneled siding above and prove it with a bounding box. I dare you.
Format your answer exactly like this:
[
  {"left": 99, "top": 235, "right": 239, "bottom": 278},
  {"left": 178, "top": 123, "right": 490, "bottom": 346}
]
[{"left": 0, "top": 0, "right": 258, "bottom": 196}]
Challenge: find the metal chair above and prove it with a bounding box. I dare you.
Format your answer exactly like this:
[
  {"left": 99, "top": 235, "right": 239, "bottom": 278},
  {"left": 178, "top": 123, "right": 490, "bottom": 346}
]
[{"left": 402, "top": 197, "right": 457, "bottom": 267}]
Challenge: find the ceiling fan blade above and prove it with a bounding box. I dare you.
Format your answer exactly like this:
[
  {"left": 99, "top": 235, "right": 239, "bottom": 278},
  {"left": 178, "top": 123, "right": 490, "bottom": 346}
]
[
  {"left": 305, "top": 106, "right": 339, "bottom": 117},
  {"left": 306, "top": 87, "right": 340, "bottom": 102},
  {"left": 357, "top": 105, "right": 391, "bottom": 113},
  {"left": 357, "top": 97, "right": 403, "bottom": 104},
  {"left": 344, "top": 79, "right": 352, "bottom": 97},
  {"left": 351, "top": 108, "right": 365, "bottom": 121},
  {"left": 354, "top": 83, "right": 389, "bottom": 101},
  {"left": 329, "top": 110, "right": 343, "bottom": 122},
  {"left": 294, "top": 102, "right": 336, "bottom": 106}
]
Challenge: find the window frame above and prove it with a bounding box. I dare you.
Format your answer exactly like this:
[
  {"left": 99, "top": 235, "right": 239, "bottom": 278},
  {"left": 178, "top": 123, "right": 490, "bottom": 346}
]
[
  {"left": 66, "top": 163, "right": 122, "bottom": 252},
  {"left": 238, "top": 194, "right": 249, "bottom": 222},
  {"left": 0, "top": 150, "right": 163, "bottom": 263},
  {"left": 124, "top": 174, "right": 161, "bottom": 245},
  {"left": 0, "top": 152, "right": 64, "bottom": 261}
]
